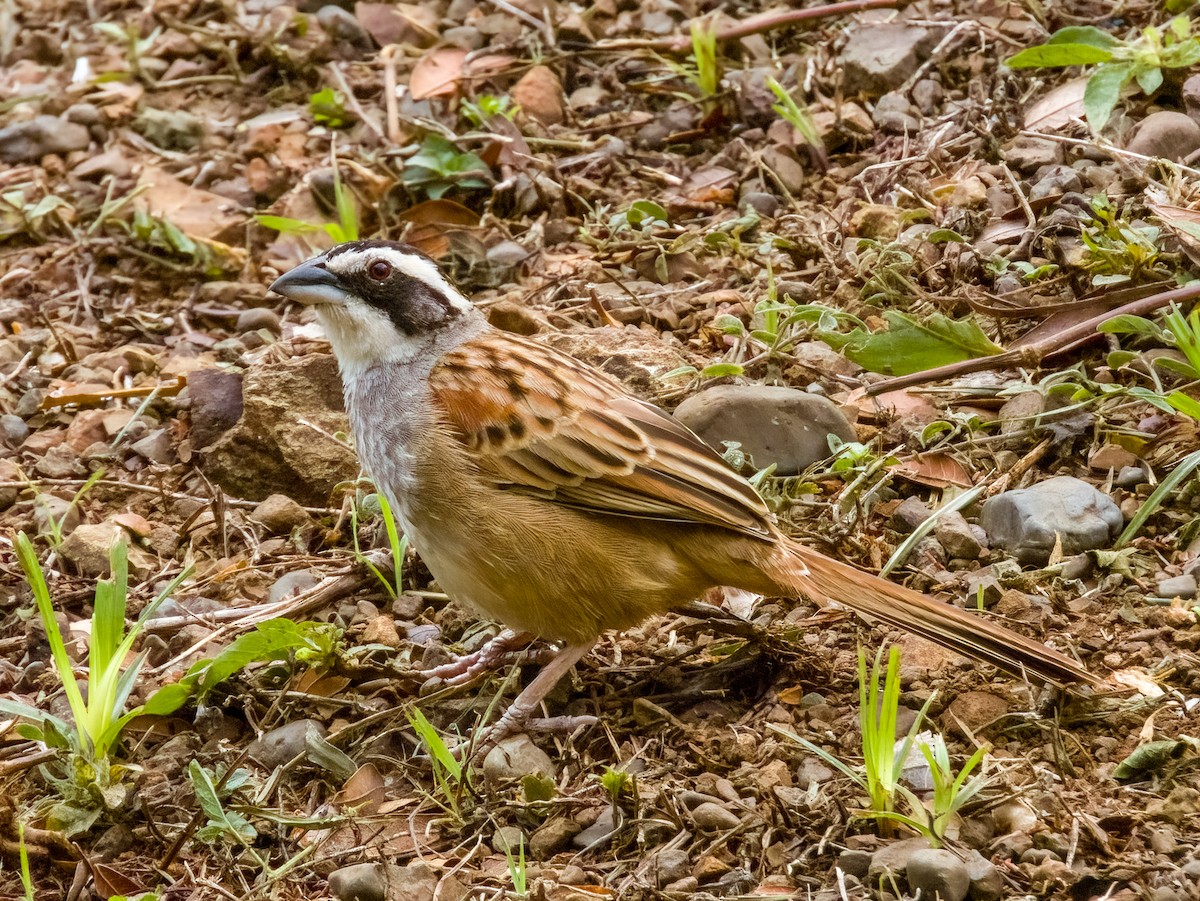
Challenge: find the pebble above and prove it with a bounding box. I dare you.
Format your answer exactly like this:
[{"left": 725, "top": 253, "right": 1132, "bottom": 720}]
[
  {"left": 1157, "top": 574, "right": 1197, "bottom": 599},
  {"left": 892, "top": 496, "right": 933, "bottom": 532},
  {"left": 740, "top": 191, "right": 780, "bottom": 217},
  {"left": 0, "top": 115, "right": 91, "bottom": 162},
  {"left": 252, "top": 493, "right": 311, "bottom": 534},
  {"left": 1, "top": 413, "right": 30, "bottom": 446},
  {"left": 187, "top": 368, "right": 244, "bottom": 449},
  {"left": 572, "top": 807, "right": 615, "bottom": 849},
  {"left": 673, "top": 385, "right": 856, "bottom": 475},
  {"left": 980, "top": 476, "right": 1123, "bottom": 564},
  {"left": 867, "top": 837, "right": 931, "bottom": 892},
  {"left": 690, "top": 801, "right": 741, "bottom": 831},
  {"left": 483, "top": 733, "right": 556, "bottom": 782},
  {"left": 906, "top": 848, "right": 970, "bottom": 901},
  {"left": 130, "top": 428, "right": 174, "bottom": 464},
  {"left": 328, "top": 862, "right": 385, "bottom": 901},
  {"left": 838, "top": 849, "right": 872, "bottom": 878},
  {"left": 529, "top": 817, "right": 580, "bottom": 859},
  {"left": 648, "top": 849, "right": 691, "bottom": 887},
  {"left": 934, "top": 511, "right": 985, "bottom": 560},
  {"left": 1004, "top": 136, "right": 1063, "bottom": 172},
  {"left": 268, "top": 569, "right": 322, "bottom": 603},
  {"left": 1116, "top": 465, "right": 1148, "bottom": 488},
  {"left": 237, "top": 308, "right": 281, "bottom": 334},
  {"left": 992, "top": 799, "right": 1039, "bottom": 834},
  {"left": 873, "top": 92, "right": 921, "bottom": 134},
  {"left": 1126, "top": 110, "right": 1200, "bottom": 162},
  {"left": 839, "top": 24, "right": 931, "bottom": 96},
  {"left": 316, "top": 5, "right": 374, "bottom": 55},
  {"left": 248, "top": 719, "right": 327, "bottom": 769},
  {"left": 962, "top": 848, "right": 1004, "bottom": 901}
]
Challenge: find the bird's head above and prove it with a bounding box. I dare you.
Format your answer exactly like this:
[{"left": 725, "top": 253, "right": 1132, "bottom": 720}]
[{"left": 269, "top": 240, "right": 479, "bottom": 374}]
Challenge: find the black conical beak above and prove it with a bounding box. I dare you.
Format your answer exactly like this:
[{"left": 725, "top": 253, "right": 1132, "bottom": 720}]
[{"left": 269, "top": 257, "right": 351, "bottom": 306}]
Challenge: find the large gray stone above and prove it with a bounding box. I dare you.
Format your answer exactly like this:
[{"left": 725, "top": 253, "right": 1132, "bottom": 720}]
[
  {"left": 839, "top": 25, "right": 932, "bottom": 96},
  {"left": 980, "top": 476, "right": 1123, "bottom": 565},
  {"left": 202, "top": 354, "right": 357, "bottom": 505},
  {"left": 906, "top": 848, "right": 970, "bottom": 901},
  {"left": 1126, "top": 111, "right": 1200, "bottom": 162},
  {"left": 0, "top": 115, "right": 90, "bottom": 162},
  {"left": 673, "top": 385, "right": 856, "bottom": 475}
]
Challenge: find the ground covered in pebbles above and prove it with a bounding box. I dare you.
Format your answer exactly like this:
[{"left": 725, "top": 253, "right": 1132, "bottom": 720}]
[{"left": 2, "top": 0, "right": 1200, "bottom": 899}]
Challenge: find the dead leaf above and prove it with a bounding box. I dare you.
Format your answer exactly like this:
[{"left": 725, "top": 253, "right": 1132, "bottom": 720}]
[
  {"left": 893, "top": 453, "right": 973, "bottom": 489},
  {"left": 409, "top": 47, "right": 468, "bottom": 99},
  {"left": 135, "top": 166, "right": 245, "bottom": 243},
  {"left": 398, "top": 198, "right": 481, "bottom": 257},
  {"left": 336, "top": 762, "right": 387, "bottom": 814},
  {"left": 1024, "top": 77, "right": 1088, "bottom": 132}
]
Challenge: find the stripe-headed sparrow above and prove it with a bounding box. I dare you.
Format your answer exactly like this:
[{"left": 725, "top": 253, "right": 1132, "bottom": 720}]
[{"left": 270, "top": 241, "right": 1099, "bottom": 741}]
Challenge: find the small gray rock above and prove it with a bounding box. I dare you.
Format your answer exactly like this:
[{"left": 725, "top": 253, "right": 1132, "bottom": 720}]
[
  {"left": 1126, "top": 111, "right": 1200, "bottom": 162},
  {"left": 980, "top": 476, "right": 1123, "bottom": 564},
  {"left": 1, "top": 413, "right": 29, "bottom": 445},
  {"left": 268, "top": 569, "right": 322, "bottom": 603},
  {"left": 906, "top": 848, "right": 970, "bottom": 901},
  {"left": 673, "top": 385, "right": 856, "bottom": 475},
  {"left": 838, "top": 849, "right": 872, "bottom": 879},
  {"left": 251, "top": 493, "right": 311, "bottom": 534},
  {"left": 935, "top": 510, "right": 985, "bottom": 560},
  {"left": 1116, "top": 465, "right": 1148, "bottom": 488},
  {"left": 529, "top": 817, "right": 581, "bottom": 859},
  {"left": 892, "top": 496, "right": 933, "bottom": 532},
  {"left": 1004, "top": 136, "right": 1063, "bottom": 172},
  {"left": 740, "top": 191, "right": 779, "bottom": 218},
  {"left": 867, "top": 837, "right": 932, "bottom": 892},
  {"left": 962, "top": 849, "right": 1002, "bottom": 901},
  {"left": 249, "top": 718, "right": 326, "bottom": 769},
  {"left": 873, "top": 92, "right": 920, "bottom": 134},
  {"left": 237, "top": 308, "right": 281, "bottom": 334},
  {"left": 0, "top": 115, "right": 91, "bottom": 162},
  {"left": 483, "top": 733, "right": 555, "bottom": 782},
  {"left": 188, "top": 368, "right": 244, "bottom": 449},
  {"left": 130, "top": 428, "right": 175, "bottom": 464},
  {"left": 317, "top": 5, "right": 374, "bottom": 53},
  {"left": 1158, "top": 574, "right": 1197, "bottom": 599},
  {"left": 573, "top": 807, "right": 615, "bottom": 849},
  {"left": 691, "top": 800, "right": 741, "bottom": 831},
  {"left": 648, "top": 848, "right": 692, "bottom": 887},
  {"left": 492, "top": 825, "right": 525, "bottom": 854},
  {"left": 328, "top": 862, "right": 385, "bottom": 901},
  {"left": 840, "top": 25, "right": 932, "bottom": 96}
]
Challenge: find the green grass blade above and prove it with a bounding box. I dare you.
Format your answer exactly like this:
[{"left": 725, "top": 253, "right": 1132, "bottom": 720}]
[
  {"left": 15, "top": 533, "right": 90, "bottom": 751},
  {"left": 1115, "top": 447, "right": 1200, "bottom": 546}
]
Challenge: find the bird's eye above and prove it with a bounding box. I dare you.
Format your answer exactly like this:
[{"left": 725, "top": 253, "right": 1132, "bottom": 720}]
[{"left": 367, "top": 260, "right": 392, "bottom": 281}]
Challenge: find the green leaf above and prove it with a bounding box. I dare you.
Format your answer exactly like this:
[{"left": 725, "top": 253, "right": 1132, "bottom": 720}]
[
  {"left": 1006, "top": 43, "right": 1114, "bottom": 68},
  {"left": 1166, "top": 391, "right": 1200, "bottom": 420},
  {"left": 256, "top": 215, "right": 320, "bottom": 235},
  {"left": 1083, "top": 63, "right": 1133, "bottom": 131},
  {"left": 829, "top": 311, "right": 1002, "bottom": 376},
  {"left": 1098, "top": 314, "right": 1167, "bottom": 340},
  {"left": 1047, "top": 26, "right": 1120, "bottom": 50},
  {"left": 1136, "top": 66, "right": 1164, "bottom": 96},
  {"left": 700, "top": 362, "right": 745, "bottom": 378}
]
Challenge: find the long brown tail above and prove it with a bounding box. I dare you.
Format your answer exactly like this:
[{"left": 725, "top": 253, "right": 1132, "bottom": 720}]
[{"left": 762, "top": 539, "right": 1101, "bottom": 690}]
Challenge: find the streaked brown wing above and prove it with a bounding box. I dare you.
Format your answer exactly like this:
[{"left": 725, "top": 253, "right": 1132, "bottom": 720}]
[{"left": 429, "top": 332, "right": 774, "bottom": 539}]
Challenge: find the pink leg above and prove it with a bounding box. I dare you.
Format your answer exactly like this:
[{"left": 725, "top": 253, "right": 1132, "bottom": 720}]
[
  {"left": 477, "top": 642, "right": 596, "bottom": 752},
  {"left": 421, "top": 629, "right": 534, "bottom": 686}
]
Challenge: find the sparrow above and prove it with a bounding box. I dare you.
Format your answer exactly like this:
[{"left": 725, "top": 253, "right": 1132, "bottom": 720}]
[{"left": 269, "top": 240, "right": 1100, "bottom": 740}]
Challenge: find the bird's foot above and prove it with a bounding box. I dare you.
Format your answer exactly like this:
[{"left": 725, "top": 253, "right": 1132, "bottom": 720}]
[{"left": 420, "top": 629, "right": 535, "bottom": 687}]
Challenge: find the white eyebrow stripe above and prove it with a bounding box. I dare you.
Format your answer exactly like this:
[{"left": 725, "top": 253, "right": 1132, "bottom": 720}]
[{"left": 329, "top": 245, "right": 474, "bottom": 313}]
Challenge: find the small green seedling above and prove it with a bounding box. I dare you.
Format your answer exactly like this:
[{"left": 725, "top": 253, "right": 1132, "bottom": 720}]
[
  {"left": 462, "top": 94, "right": 518, "bottom": 127},
  {"left": 687, "top": 18, "right": 721, "bottom": 100},
  {"left": 309, "top": 87, "right": 354, "bottom": 128},
  {"left": 257, "top": 160, "right": 360, "bottom": 244},
  {"left": 1079, "top": 194, "right": 1168, "bottom": 285},
  {"left": 1006, "top": 17, "right": 1200, "bottom": 131},
  {"left": 0, "top": 534, "right": 191, "bottom": 762},
  {"left": 400, "top": 135, "right": 492, "bottom": 200},
  {"left": 503, "top": 836, "right": 528, "bottom": 899},
  {"left": 766, "top": 77, "right": 823, "bottom": 157},
  {"left": 407, "top": 706, "right": 471, "bottom": 821}
]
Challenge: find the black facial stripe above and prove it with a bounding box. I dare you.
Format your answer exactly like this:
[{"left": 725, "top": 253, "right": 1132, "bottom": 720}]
[{"left": 324, "top": 240, "right": 465, "bottom": 336}]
